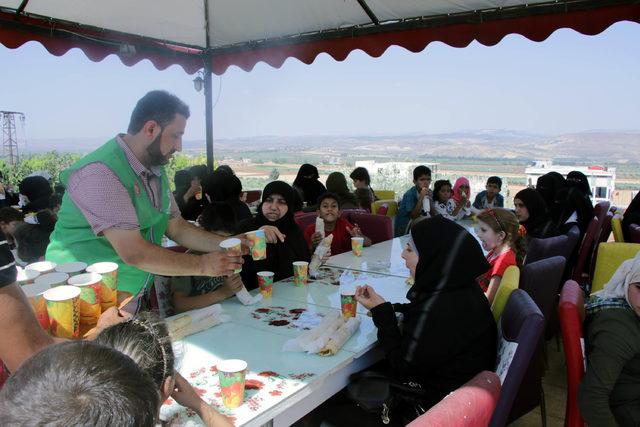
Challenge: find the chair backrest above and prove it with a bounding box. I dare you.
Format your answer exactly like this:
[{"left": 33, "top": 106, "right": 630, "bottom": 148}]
[
  {"left": 597, "top": 211, "right": 614, "bottom": 244},
  {"left": 558, "top": 280, "right": 586, "bottom": 427},
  {"left": 564, "top": 225, "right": 582, "bottom": 261},
  {"left": 630, "top": 224, "right": 640, "bottom": 244},
  {"left": 520, "top": 256, "right": 566, "bottom": 325},
  {"left": 594, "top": 201, "right": 610, "bottom": 224},
  {"left": 371, "top": 199, "right": 399, "bottom": 218},
  {"left": 407, "top": 371, "right": 501, "bottom": 427},
  {"left": 572, "top": 216, "right": 600, "bottom": 286},
  {"left": 490, "top": 290, "right": 545, "bottom": 427},
  {"left": 293, "top": 211, "right": 318, "bottom": 231},
  {"left": 375, "top": 203, "right": 388, "bottom": 216},
  {"left": 612, "top": 214, "right": 625, "bottom": 243},
  {"left": 242, "top": 190, "right": 262, "bottom": 204},
  {"left": 591, "top": 242, "right": 640, "bottom": 293},
  {"left": 348, "top": 212, "right": 393, "bottom": 244},
  {"left": 525, "top": 234, "right": 568, "bottom": 265},
  {"left": 375, "top": 190, "right": 395, "bottom": 200},
  {"left": 491, "top": 265, "right": 520, "bottom": 323}
]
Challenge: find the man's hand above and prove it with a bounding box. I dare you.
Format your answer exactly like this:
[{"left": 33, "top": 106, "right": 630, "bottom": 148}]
[
  {"left": 355, "top": 285, "right": 386, "bottom": 310},
  {"left": 219, "top": 274, "right": 245, "bottom": 298},
  {"left": 311, "top": 231, "right": 323, "bottom": 246},
  {"left": 259, "top": 225, "right": 286, "bottom": 244},
  {"left": 201, "top": 250, "right": 243, "bottom": 277},
  {"left": 94, "top": 307, "right": 131, "bottom": 335}
]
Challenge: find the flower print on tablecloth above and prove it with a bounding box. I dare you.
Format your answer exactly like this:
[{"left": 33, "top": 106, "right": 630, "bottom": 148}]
[
  {"left": 161, "top": 367, "right": 317, "bottom": 426},
  {"left": 251, "top": 306, "right": 325, "bottom": 330}
]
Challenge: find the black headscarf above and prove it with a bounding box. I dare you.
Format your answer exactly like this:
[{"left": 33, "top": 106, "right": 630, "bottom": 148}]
[
  {"left": 622, "top": 191, "right": 640, "bottom": 241},
  {"left": 555, "top": 173, "right": 594, "bottom": 234},
  {"left": 19, "top": 176, "right": 53, "bottom": 214},
  {"left": 515, "top": 188, "right": 559, "bottom": 239},
  {"left": 536, "top": 172, "right": 566, "bottom": 222},
  {"left": 238, "top": 181, "right": 310, "bottom": 287},
  {"left": 292, "top": 164, "right": 326, "bottom": 206},
  {"left": 566, "top": 171, "right": 592, "bottom": 196},
  {"left": 326, "top": 172, "right": 357, "bottom": 209},
  {"left": 203, "top": 170, "right": 251, "bottom": 221}
]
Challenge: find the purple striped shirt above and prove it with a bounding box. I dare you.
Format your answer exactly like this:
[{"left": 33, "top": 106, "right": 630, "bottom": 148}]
[{"left": 67, "top": 135, "right": 180, "bottom": 236}]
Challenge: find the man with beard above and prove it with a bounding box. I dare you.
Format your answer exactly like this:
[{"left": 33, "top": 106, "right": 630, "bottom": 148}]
[{"left": 46, "top": 91, "right": 244, "bottom": 311}]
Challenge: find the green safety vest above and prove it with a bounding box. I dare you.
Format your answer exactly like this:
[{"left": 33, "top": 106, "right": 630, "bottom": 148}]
[{"left": 46, "top": 138, "right": 171, "bottom": 295}]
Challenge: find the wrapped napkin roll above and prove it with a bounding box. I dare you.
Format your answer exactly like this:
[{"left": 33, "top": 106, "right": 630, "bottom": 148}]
[
  {"left": 165, "top": 305, "right": 230, "bottom": 341},
  {"left": 310, "top": 234, "right": 333, "bottom": 278},
  {"left": 319, "top": 317, "right": 361, "bottom": 356}
]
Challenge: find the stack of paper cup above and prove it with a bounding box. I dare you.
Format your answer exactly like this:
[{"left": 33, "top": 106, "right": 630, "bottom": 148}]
[
  {"left": 68, "top": 273, "right": 103, "bottom": 326},
  {"left": 44, "top": 285, "right": 80, "bottom": 338},
  {"left": 22, "top": 280, "right": 51, "bottom": 330},
  {"left": 86, "top": 262, "right": 119, "bottom": 310}
]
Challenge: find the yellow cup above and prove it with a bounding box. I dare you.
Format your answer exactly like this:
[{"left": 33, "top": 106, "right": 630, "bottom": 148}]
[
  {"left": 44, "top": 285, "right": 80, "bottom": 338},
  {"left": 22, "top": 280, "right": 51, "bottom": 330},
  {"left": 68, "top": 273, "right": 103, "bottom": 326},
  {"left": 351, "top": 237, "right": 364, "bottom": 257},
  {"left": 55, "top": 261, "right": 88, "bottom": 277},
  {"left": 86, "top": 262, "right": 119, "bottom": 310},
  {"left": 220, "top": 238, "right": 242, "bottom": 273}
]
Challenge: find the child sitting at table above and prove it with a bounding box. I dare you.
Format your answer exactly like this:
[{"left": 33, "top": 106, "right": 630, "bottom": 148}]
[
  {"left": 472, "top": 176, "right": 504, "bottom": 211},
  {"left": 0, "top": 340, "right": 160, "bottom": 426},
  {"left": 354, "top": 188, "right": 373, "bottom": 212},
  {"left": 433, "top": 179, "right": 466, "bottom": 221},
  {"left": 13, "top": 209, "right": 56, "bottom": 264},
  {"left": 395, "top": 165, "right": 434, "bottom": 236},
  {"left": 304, "top": 192, "right": 372, "bottom": 255},
  {"left": 452, "top": 177, "right": 473, "bottom": 219},
  {"left": 475, "top": 208, "right": 525, "bottom": 304},
  {"left": 96, "top": 312, "right": 233, "bottom": 427},
  {"left": 171, "top": 202, "right": 244, "bottom": 313}
]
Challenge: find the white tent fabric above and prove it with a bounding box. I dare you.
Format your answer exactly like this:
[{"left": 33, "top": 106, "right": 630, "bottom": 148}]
[{"left": 0, "top": 0, "right": 555, "bottom": 50}]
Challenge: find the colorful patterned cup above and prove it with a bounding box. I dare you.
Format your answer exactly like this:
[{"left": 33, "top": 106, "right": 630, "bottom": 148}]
[
  {"left": 25, "top": 261, "right": 57, "bottom": 275},
  {"left": 257, "top": 271, "right": 274, "bottom": 298},
  {"left": 217, "top": 359, "right": 247, "bottom": 409},
  {"left": 351, "top": 237, "right": 364, "bottom": 257},
  {"left": 86, "top": 262, "right": 118, "bottom": 310},
  {"left": 22, "top": 280, "right": 51, "bottom": 330},
  {"left": 55, "top": 261, "right": 88, "bottom": 277},
  {"left": 16, "top": 266, "right": 40, "bottom": 285},
  {"left": 68, "top": 273, "right": 103, "bottom": 326},
  {"left": 292, "top": 261, "right": 308, "bottom": 287},
  {"left": 44, "top": 285, "right": 80, "bottom": 338},
  {"left": 341, "top": 294, "right": 358, "bottom": 318},
  {"left": 35, "top": 272, "right": 70, "bottom": 289},
  {"left": 245, "top": 230, "right": 267, "bottom": 261},
  {"left": 220, "top": 238, "right": 243, "bottom": 273}
]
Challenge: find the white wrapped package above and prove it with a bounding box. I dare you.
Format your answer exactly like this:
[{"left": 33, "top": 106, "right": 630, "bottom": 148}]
[
  {"left": 302, "top": 316, "right": 345, "bottom": 354},
  {"left": 166, "top": 305, "right": 230, "bottom": 341},
  {"left": 315, "top": 216, "right": 325, "bottom": 238},
  {"left": 319, "top": 317, "right": 361, "bottom": 356},
  {"left": 236, "top": 287, "right": 263, "bottom": 305},
  {"left": 282, "top": 311, "right": 340, "bottom": 352},
  {"left": 310, "top": 234, "right": 333, "bottom": 278}
]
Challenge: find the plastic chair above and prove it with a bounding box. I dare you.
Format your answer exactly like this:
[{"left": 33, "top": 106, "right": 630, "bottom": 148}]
[
  {"left": 612, "top": 214, "right": 625, "bottom": 242},
  {"left": 375, "top": 204, "right": 388, "bottom": 216},
  {"left": 242, "top": 190, "right": 262, "bottom": 204},
  {"left": 293, "top": 211, "right": 318, "bottom": 231},
  {"left": 630, "top": 224, "right": 640, "bottom": 244},
  {"left": 525, "top": 234, "right": 569, "bottom": 265},
  {"left": 520, "top": 256, "right": 566, "bottom": 327},
  {"left": 593, "top": 201, "right": 610, "bottom": 224},
  {"left": 590, "top": 242, "right": 640, "bottom": 293},
  {"left": 489, "top": 290, "right": 545, "bottom": 427},
  {"left": 572, "top": 217, "right": 600, "bottom": 287},
  {"left": 375, "top": 190, "right": 395, "bottom": 200},
  {"left": 407, "top": 371, "right": 501, "bottom": 427},
  {"left": 348, "top": 212, "right": 393, "bottom": 244},
  {"left": 564, "top": 225, "right": 582, "bottom": 261},
  {"left": 558, "top": 280, "right": 586, "bottom": 427},
  {"left": 491, "top": 265, "right": 520, "bottom": 323},
  {"left": 371, "top": 199, "right": 398, "bottom": 217},
  {"left": 597, "top": 211, "right": 613, "bottom": 244}
]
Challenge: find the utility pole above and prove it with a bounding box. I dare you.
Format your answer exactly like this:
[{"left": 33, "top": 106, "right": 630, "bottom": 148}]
[{"left": 1, "top": 111, "right": 25, "bottom": 166}]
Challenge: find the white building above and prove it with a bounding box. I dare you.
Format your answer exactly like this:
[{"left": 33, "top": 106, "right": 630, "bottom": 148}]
[
  {"left": 354, "top": 160, "right": 439, "bottom": 177},
  {"left": 525, "top": 160, "right": 616, "bottom": 203}
]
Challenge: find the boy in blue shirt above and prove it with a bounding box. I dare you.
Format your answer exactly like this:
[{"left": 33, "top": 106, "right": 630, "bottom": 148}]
[
  {"left": 472, "top": 176, "right": 504, "bottom": 211},
  {"left": 395, "top": 166, "right": 433, "bottom": 236}
]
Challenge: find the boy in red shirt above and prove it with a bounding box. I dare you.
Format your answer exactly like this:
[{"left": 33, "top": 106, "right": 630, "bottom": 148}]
[{"left": 304, "top": 193, "right": 372, "bottom": 255}]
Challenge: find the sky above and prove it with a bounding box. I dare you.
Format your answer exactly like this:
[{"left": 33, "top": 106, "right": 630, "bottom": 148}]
[{"left": 0, "top": 21, "right": 639, "bottom": 142}]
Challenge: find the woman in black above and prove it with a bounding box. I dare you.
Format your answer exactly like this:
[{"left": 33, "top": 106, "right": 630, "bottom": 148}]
[
  {"left": 238, "top": 181, "right": 310, "bottom": 289},
  {"left": 556, "top": 170, "right": 594, "bottom": 234},
  {"left": 292, "top": 164, "right": 326, "bottom": 207},
  {"left": 18, "top": 176, "right": 52, "bottom": 214},
  {"left": 536, "top": 171, "right": 566, "bottom": 223},
  {"left": 355, "top": 216, "right": 497, "bottom": 418},
  {"left": 203, "top": 170, "right": 252, "bottom": 222},
  {"left": 514, "top": 188, "right": 560, "bottom": 241}
]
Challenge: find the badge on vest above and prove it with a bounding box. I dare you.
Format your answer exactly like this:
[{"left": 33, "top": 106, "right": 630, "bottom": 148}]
[{"left": 134, "top": 182, "right": 141, "bottom": 196}]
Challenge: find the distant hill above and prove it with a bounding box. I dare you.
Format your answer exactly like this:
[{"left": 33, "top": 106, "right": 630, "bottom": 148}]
[{"left": 22, "top": 130, "right": 640, "bottom": 163}]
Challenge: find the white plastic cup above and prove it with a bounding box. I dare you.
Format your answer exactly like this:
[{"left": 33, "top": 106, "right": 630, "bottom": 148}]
[
  {"left": 55, "top": 262, "right": 88, "bottom": 276},
  {"left": 34, "top": 272, "right": 70, "bottom": 288},
  {"left": 220, "top": 238, "right": 242, "bottom": 273}
]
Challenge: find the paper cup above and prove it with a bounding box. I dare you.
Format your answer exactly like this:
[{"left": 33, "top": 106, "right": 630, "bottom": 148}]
[
  {"left": 22, "top": 280, "right": 51, "bottom": 330},
  {"left": 220, "top": 238, "right": 242, "bottom": 273},
  {"left": 245, "top": 230, "right": 267, "bottom": 261},
  {"left": 257, "top": 271, "right": 274, "bottom": 298},
  {"left": 217, "top": 359, "right": 247, "bottom": 409},
  {"left": 16, "top": 266, "right": 40, "bottom": 285},
  {"left": 44, "top": 285, "right": 80, "bottom": 338},
  {"left": 34, "top": 272, "right": 70, "bottom": 288},
  {"left": 55, "top": 262, "right": 88, "bottom": 276},
  {"left": 86, "top": 262, "right": 118, "bottom": 310},
  {"left": 25, "top": 261, "right": 57, "bottom": 275},
  {"left": 292, "top": 261, "right": 309, "bottom": 287},
  {"left": 341, "top": 294, "right": 358, "bottom": 318},
  {"left": 68, "top": 273, "right": 103, "bottom": 326},
  {"left": 351, "top": 237, "right": 364, "bottom": 257}
]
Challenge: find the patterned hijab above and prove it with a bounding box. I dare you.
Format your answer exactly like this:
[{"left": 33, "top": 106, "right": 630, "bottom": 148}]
[
  {"left": 452, "top": 177, "right": 471, "bottom": 205},
  {"left": 587, "top": 251, "right": 640, "bottom": 315}
]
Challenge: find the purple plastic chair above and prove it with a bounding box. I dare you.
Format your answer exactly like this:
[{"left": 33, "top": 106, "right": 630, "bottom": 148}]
[
  {"left": 525, "top": 234, "right": 569, "bottom": 265},
  {"left": 630, "top": 224, "right": 640, "bottom": 244},
  {"left": 597, "top": 211, "right": 614, "bottom": 244},
  {"left": 594, "top": 201, "right": 610, "bottom": 224},
  {"left": 572, "top": 217, "right": 600, "bottom": 288},
  {"left": 489, "top": 290, "right": 545, "bottom": 427},
  {"left": 520, "top": 256, "right": 566, "bottom": 327},
  {"left": 293, "top": 211, "right": 318, "bottom": 232},
  {"left": 564, "top": 225, "right": 581, "bottom": 261},
  {"left": 348, "top": 212, "right": 393, "bottom": 244}
]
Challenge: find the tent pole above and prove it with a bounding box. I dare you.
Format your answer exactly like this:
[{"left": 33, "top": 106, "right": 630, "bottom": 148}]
[{"left": 203, "top": 58, "right": 214, "bottom": 170}]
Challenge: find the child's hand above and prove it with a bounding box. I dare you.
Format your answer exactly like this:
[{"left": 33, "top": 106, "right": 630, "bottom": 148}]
[
  {"left": 171, "top": 372, "right": 204, "bottom": 412},
  {"left": 348, "top": 224, "right": 363, "bottom": 237},
  {"left": 220, "top": 274, "right": 244, "bottom": 298},
  {"left": 419, "top": 187, "right": 429, "bottom": 199},
  {"left": 355, "top": 285, "right": 386, "bottom": 310},
  {"left": 311, "top": 232, "right": 324, "bottom": 245}
]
